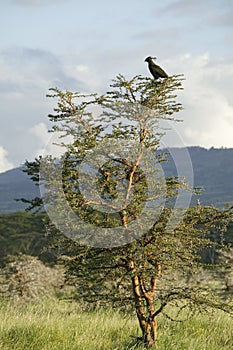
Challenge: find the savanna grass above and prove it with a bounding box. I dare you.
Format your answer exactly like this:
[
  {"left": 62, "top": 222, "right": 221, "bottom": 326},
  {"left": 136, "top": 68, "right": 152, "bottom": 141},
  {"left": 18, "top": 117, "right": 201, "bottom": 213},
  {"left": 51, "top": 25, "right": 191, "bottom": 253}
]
[{"left": 0, "top": 299, "right": 232, "bottom": 350}]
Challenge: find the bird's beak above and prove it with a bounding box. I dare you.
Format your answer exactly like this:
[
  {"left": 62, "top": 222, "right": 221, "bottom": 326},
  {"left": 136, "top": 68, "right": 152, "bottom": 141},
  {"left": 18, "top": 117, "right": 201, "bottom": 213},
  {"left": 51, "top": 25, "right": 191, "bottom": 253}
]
[{"left": 152, "top": 56, "right": 157, "bottom": 60}]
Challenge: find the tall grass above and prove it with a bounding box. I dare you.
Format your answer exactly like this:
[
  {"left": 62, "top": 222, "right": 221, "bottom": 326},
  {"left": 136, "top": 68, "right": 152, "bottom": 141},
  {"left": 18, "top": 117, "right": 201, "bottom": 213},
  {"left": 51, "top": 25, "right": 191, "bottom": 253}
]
[{"left": 0, "top": 299, "right": 232, "bottom": 349}]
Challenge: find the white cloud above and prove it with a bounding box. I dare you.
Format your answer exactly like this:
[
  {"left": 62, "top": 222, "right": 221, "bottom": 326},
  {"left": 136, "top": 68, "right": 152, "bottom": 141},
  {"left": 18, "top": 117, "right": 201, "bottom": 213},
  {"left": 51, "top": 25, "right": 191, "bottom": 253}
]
[
  {"left": 0, "top": 47, "right": 87, "bottom": 166},
  {"left": 28, "top": 122, "right": 73, "bottom": 159},
  {"left": 64, "top": 61, "right": 104, "bottom": 92},
  {"left": 0, "top": 146, "right": 14, "bottom": 173},
  {"left": 163, "top": 53, "right": 233, "bottom": 148},
  {"left": 12, "top": 0, "right": 65, "bottom": 6},
  {"left": 28, "top": 122, "right": 50, "bottom": 143},
  {"left": 0, "top": 48, "right": 84, "bottom": 94},
  {"left": 28, "top": 122, "right": 54, "bottom": 158},
  {"left": 1, "top": 46, "right": 233, "bottom": 170},
  {"left": 161, "top": 0, "right": 233, "bottom": 18}
]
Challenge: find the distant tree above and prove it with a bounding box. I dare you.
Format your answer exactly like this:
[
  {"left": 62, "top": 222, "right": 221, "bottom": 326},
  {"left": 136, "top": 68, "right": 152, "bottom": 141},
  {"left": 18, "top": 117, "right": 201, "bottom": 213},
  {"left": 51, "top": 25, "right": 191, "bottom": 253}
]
[
  {"left": 213, "top": 246, "right": 233, "bottom": 299},
  {"left": 23, "top": 74, "right": 233, "bottom": 348},
  {"left": 0, "top": 254, "right": 64, "bottom": 300}
]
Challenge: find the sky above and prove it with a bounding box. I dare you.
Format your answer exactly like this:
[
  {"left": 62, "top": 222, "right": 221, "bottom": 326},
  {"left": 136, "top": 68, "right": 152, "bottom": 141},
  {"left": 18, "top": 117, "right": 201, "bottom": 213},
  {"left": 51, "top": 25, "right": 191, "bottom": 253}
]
[{"left": 0, "top": 0, "right": 233, "bottom": 173}]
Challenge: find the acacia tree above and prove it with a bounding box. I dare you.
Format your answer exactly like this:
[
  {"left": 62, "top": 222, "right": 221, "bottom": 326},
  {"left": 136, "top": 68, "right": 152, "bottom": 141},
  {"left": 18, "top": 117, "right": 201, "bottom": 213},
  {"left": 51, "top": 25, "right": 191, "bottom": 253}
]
[
  {"left": 24, "top": 74, "right": 233, "bottom": 348},
  {"left": 0, "top": 254, "right": 63, "bottom": 300}
]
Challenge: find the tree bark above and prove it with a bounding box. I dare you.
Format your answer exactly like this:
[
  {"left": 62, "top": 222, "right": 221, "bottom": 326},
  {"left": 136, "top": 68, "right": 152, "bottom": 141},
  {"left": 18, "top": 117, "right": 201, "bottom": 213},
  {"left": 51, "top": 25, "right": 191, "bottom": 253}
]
[{"left": 129, "top": 259, "right": 161, "bottom": 348}]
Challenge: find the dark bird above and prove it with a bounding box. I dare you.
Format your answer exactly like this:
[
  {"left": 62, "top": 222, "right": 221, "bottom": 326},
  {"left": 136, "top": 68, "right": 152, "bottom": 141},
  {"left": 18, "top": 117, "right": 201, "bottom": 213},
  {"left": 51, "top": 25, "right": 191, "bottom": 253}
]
[{"left": 144, "top": 56, "right": 168, "bottom": 79}]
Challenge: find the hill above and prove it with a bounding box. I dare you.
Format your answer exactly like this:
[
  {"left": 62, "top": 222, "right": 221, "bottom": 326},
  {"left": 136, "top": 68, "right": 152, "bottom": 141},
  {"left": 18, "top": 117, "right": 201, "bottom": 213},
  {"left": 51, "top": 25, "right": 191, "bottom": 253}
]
[
  {"left": 162, "top": 146, "right": 233, "bottom": 207},
  {"left": 0, "top": 167, "right": 40, "bottom": 214},
  {"left": 0, "top": 147, "right": 233, "bottom": 214}
]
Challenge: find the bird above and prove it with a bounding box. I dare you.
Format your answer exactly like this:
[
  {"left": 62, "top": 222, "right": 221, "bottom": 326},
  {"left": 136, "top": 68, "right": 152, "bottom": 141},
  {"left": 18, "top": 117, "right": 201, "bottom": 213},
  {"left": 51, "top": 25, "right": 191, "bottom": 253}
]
[{"left": 144, "top": 56, "right": 168, "bottom": 79}]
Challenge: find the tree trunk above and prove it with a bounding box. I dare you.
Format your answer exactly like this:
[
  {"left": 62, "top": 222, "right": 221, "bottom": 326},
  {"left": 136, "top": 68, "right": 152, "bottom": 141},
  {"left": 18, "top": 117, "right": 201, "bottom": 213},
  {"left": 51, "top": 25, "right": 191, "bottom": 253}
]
[
  {"left": 140, "top": 313, "right": 158, "bottom": 348},
  {"left": 129, "top": 259, "right": 161, "bottom": 348}
]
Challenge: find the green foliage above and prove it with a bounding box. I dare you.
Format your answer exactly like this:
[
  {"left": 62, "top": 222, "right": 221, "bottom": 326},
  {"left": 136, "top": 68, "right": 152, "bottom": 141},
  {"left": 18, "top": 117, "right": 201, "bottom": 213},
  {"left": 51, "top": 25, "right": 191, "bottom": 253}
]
[
  {"left": 22, "top": 73, "right": 233, "bottom": 347},
  {"left": 60, "top": 205, "right": 233, "bottom": 313}
]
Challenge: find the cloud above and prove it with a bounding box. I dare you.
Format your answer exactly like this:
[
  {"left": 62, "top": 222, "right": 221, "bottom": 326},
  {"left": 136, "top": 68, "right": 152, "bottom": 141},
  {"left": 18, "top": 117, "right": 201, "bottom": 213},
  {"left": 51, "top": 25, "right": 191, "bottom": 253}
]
[
  {"left": 210, "top": 11, "right": 233, "bottom": 27},
  {"left": 0, "top": 146, "right": 14, "bottom": 173},
  {"left": 0, "top": 46, "right": 103, "bottom": 167},
  {"left": 0, "top": 47, "right": 87, "bottom": 130},
  {"left": 64, "top": 61, "right": 105, "bottom": 92},
  {"left": 12, "top": 0, "right": 65, "bottom": 6},
  {"left": 28, "top": 122, "right": 56, "bottom": 158},
  {"left": 0, "top": 47, "right": 84, "bottom": 93},
  {"left": 28, "top": 122, "right": 50, "bottom": 143},
  {"left": 160, "top": 0, "right": 233, "bottom": 33},
  {"left": 161, "top": 0, "right": 231, "bottom": 16},
  {"left": 1, "top": 43, "right": 233, "bottom": 171},
  {"left": 163, "top": 53, "right": 233, "bottom": 148},
  {"left": 28, "top": 122, "right": 73, "bottom": 159}
]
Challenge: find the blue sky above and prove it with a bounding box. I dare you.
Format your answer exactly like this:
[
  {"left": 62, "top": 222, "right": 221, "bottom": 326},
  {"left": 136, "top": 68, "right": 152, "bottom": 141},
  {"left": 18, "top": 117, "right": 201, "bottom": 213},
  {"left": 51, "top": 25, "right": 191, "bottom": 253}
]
[{"left": 0, "top": 0, "right": 233, "bottom": 172}]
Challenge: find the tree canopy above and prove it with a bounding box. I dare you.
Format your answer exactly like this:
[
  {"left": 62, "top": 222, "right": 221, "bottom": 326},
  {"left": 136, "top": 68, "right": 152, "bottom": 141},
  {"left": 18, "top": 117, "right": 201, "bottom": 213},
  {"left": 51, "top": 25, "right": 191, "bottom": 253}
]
[{"left": 23, "top": 74, "right": 233, "bottom": 348}]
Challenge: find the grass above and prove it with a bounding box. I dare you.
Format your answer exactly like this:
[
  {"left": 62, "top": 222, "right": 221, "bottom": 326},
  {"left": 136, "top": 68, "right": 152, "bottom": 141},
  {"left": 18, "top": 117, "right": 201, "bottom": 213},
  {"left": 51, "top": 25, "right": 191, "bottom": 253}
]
[{"left": 0, "top": 299, "right": 232, "bottom": 350}]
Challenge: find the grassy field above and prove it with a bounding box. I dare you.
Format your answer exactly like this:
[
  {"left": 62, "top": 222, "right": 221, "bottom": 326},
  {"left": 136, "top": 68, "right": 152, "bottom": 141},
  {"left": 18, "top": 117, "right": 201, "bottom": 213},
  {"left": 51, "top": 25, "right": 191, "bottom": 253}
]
[{"left": 0, "top": 299, "right": 232, "bottom": 350}]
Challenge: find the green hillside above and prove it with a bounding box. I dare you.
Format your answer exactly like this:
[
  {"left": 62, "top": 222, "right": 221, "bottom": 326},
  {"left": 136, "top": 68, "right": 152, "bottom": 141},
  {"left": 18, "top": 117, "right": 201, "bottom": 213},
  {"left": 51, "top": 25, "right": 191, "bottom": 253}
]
[{"left": 0, "top": 212, "right": 53, "bottom": 266}]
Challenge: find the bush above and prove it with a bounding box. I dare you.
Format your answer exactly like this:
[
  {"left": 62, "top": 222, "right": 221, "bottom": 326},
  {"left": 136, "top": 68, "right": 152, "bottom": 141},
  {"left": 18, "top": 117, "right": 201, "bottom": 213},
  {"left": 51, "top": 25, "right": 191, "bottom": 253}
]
[{"left": 0, "top": 254, "right": 64, "bottom": 300}]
